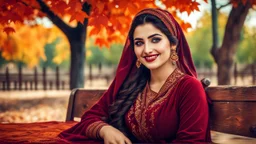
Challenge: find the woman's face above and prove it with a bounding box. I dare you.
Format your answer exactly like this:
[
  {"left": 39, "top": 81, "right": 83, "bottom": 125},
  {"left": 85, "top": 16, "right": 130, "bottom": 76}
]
[{"left": 133, "top": 23, "right": 175, "bottom": 70}]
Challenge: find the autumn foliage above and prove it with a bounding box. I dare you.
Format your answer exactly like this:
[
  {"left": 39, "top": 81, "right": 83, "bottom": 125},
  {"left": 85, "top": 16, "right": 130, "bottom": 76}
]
[
  {"left": 1, "top": 0, "right": 205, "bottom": 34},
  {"left": 1, "top": 0, "right": 256, "bottom": 68}
]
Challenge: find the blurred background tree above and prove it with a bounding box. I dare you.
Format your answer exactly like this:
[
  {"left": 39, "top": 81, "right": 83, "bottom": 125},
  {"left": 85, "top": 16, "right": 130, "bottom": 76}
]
[
  {"left": 0, "top": 0, "right": 204, "bottom": 89},
  {"left": 236, "top": 27, "right": 256, "bottom": 64},
  {"left": 210, "top": 0, "right": 256, "bottom": 84},
  {"left": 87, "top": 43, "right": 123, "bottom": 66},
  {"left": 1, "top": 0, "right": 255, "bottom": 87}
]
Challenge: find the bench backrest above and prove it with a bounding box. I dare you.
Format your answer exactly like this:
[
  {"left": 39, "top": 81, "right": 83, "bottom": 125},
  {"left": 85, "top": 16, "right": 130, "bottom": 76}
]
[{"left": 66, "top": 86, "right": 256, "bottom": 138}]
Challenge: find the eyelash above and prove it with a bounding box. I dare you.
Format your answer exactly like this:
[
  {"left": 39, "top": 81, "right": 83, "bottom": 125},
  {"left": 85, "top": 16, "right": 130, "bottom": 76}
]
[
  {"left": 134, "top": 37, "right": 161, "bottom": 47},
  {"left": 152, "top": 37, "right": 161, "bottom": 43}
]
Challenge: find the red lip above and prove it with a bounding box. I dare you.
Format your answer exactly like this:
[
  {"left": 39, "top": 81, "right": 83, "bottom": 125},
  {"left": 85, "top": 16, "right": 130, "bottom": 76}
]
[{"left": 144, "top": 54, "right": 159, "bottom": 62}]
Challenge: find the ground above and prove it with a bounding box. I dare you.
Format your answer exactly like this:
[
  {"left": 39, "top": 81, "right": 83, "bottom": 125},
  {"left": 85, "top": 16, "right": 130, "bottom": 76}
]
[
  {"left": 0, "top": 90, "right": 71, "bottom": 123},
  {"left": 0, "top": 96, "right": 69, "bottom": 123},
  {"left": 0, "top": 78, "right": 109, "bottom": 123}
]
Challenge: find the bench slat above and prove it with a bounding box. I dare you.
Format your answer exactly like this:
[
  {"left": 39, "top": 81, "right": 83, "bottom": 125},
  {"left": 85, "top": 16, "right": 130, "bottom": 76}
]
[
  {"left": 66, "top": 86, "right": 256, "bottom": 138},
  {"left": 207, "top": 86, "right": 256, "bottom": 101},
  {"left": 210, "top": 102, "right": 256, "bottom": 137},
  {"left": 66, "top": 89, "right": 105, "bottom": 121}
]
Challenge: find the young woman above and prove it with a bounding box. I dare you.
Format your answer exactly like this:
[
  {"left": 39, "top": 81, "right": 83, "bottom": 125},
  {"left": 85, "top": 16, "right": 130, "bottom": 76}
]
[{"left": 59, "top": 8, "right": 211, "bottom": 143}]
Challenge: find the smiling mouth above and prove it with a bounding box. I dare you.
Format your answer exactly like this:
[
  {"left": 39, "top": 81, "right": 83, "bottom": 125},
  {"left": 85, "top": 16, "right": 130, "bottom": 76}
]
[{"left": 144, "top": 54, "right": 159, "bottom": 62}]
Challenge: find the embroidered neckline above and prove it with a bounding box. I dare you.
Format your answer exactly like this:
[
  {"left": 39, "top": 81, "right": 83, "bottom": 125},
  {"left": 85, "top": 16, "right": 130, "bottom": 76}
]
[
  {"left": 127, "top": 68, "right": 185, "bottom": 142},
  {"left": 147, "top": 67, "right": 180, "bottom": 95},
  {"left": 146, "top": 68, "right": 183, "bottom": 105}
]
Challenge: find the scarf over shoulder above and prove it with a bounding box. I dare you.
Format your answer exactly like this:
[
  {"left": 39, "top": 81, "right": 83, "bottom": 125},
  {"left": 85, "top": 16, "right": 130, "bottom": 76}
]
[{"left": 58, "top": 8, "right": 211, "bottom": 143}]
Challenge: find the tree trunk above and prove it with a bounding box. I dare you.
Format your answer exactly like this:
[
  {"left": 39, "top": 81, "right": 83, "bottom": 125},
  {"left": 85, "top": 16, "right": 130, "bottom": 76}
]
[
  {"left": 37, "top": 0, "right": 91, "bottom": 89},
  {"left": 210, "top": 0, "right": 218, "bottom": 62},
  {"left": 68, "top": 3, "right": 90, "bottom": 89},
  {"left": 211, "top": 1, "right": 251, "bottom": 85},
  {"left": 69, "top": 30, "right": 86, "bottom": 89}
]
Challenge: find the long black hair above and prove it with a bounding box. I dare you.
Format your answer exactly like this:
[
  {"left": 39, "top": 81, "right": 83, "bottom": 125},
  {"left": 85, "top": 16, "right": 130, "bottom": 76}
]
[{"left": 104, "top": 13, "right": 178, "bottom": 141}]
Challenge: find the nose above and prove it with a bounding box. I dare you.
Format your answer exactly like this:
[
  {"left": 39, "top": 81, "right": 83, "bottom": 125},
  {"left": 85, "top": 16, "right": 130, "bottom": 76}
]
[{"left": 143, "top": 42, "right": 153, "bottom": 54}]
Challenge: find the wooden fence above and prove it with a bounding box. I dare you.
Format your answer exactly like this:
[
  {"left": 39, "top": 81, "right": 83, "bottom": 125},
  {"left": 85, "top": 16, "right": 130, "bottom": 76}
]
[
  {"left": 197, "top": 63, "right": 256, "bottom": 85},
  {"left": 0, "top": 66, "right": 68, "bottom": 91},
  {"left": 0, "top": 64, "right": 115, "bottom": 91},
  {"left": 0, "top": 63, "right": 255, "bottom": 91}
]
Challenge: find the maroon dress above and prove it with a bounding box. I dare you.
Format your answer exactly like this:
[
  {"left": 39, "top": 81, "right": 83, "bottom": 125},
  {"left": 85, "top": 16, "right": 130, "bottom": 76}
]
[
  {"left": 59, "top": 69, "right": 211, "bottom": 143},
  {"left": 58, "top": 8, "right": 211, "bottom": 143},
  {"left": 126, "top": 68, "right": 210, "bottom": 143}
]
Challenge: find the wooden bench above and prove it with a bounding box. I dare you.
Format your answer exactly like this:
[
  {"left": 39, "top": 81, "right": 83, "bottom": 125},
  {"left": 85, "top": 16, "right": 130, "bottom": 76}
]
[{"left": 66, "top": 83, "right": 256, "bottom": 141}]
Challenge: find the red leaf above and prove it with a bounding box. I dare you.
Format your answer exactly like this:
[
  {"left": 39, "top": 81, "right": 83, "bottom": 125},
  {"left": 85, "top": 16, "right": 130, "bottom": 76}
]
[
  {"left": 180, "top": 22, "right": 192, "bottom": 32},
  {"left": 3, "top": 27, "right": 15, "bottom": 35},
  {"left": 69, "top": 13, "right": 76, "bottom": 23},
  {"left": 95, "top": 38, "right": 109, "bottom": 48},
  {"left": 69, "top": 11, "right": 88, "bottom": 24},
  {"left": 95, "top": 14, "right": 108, "bottom": 26},
  {"left": 191, "top": 2, "right": 200, "bottom": 12},
  {"left": 76, "top": 11, "right": 89, "bottom": 24},
  {"left": 96, "top": 1, "right": 105, "bottom": 13},
  {"left": 89, "top": 26, "right": 101, "bottom": 36}
]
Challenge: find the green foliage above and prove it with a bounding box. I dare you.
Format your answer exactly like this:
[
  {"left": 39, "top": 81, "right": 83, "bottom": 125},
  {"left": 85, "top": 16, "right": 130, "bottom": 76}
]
[
  {"left": 236, "top": 27, "right": 256, "bottom": 64},
  {"left": 0, "top": 52, "right": 26, "bottom": 68},
  {"left": 187, "top": 11, "right": 228, "bottom": 68},
  {"left": 104, "top": 44, "right": 123, "bottom": 65},
  {"left": 40, "top": 38, "right": 60, "bottom": 69},
  {"left": 86, "top": 43, "right": 123, "bottom": 66},
  {"left": 187, "top": 12, "right": 214, "bottom": 68},
  {"left": 0, "top": 52, "right": 8, "bottom": 68},
  {"left": 58, "top": 57, "right": 70, "bottom": 70}
]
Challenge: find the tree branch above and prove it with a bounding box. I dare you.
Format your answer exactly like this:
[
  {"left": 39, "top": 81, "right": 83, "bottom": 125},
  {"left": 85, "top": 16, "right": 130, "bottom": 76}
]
[
  {"left": 19, "top": 1, "right": 37, "bottom": 9},
  {"left": 36, "top": 0, "right": 72, "bottom": 36},
  {"left": 221, "top": 1, "right": 251, "bottom": 49},
  {"left": 76, "top": 2, "right": 91, "bottom": 30},
  {"left": 217, "top": 2, "right": 231, "bottom": 11},
  {"left": 210, "top": 0, "right": 219, "bottom": 62},
  {"left": 82, "top": 2, "right": 91, "bottom": 25}
]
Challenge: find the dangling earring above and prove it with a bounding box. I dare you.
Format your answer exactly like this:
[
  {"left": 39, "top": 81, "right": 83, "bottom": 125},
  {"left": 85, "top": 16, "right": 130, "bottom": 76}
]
[
  {"left": 170, "top": 47, "right": 178, "bottom": 62},
  {"left": 136, "top": 59, "right": 141, "bottom": 68}
]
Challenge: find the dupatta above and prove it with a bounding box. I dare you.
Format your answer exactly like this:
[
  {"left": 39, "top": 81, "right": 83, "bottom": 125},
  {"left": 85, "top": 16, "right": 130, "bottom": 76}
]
[
  {"left": 59, "top": 8, "right": 211, "bottom": 143},
  {"left": 111, "top": 8, "right": 197, "bottom": 101}
]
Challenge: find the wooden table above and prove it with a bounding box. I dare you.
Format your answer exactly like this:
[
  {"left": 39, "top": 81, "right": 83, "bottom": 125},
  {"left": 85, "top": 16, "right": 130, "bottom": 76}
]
[{"left": 1, "top": 121, "right": 256, "bottom": 143}]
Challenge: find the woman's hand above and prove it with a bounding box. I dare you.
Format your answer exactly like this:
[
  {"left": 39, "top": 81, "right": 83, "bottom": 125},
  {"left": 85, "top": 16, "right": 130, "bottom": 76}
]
[{"left": 99, "top": 125, "right": 132, "bottom": 144}]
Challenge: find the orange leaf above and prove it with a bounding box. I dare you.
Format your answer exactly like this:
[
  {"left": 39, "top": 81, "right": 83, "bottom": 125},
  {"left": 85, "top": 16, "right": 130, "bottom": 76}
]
[
  {"left": 3, "top": 27, "right": 15, "bottom": 35},
  {"left": 97, "top": 14, "right": 108, "bottom": 26},
  {"left": 76, "top": 11, "right": 89, "bottom": 24},
  {"left": 191, "top": 2, "right": 200, "bottom": 12},
  {"left": 96, "top": 1, "right": 105, "bottom": 13},
  {"left": 69, "top": 13, "right": 76, "bottom": 23},
  {"left": 180, "top": 22, "right": 192, "bottom": 32},
  {"left": 74, "top": 1, "right": 82, "bottom": 11},
  {"left": 95, "top": 38, "right": 109, "bottom": 48},
  {"left": 127, "top": 3, "right": 138, "bottom": 15},
  {"left": 89, "top": 26, "right": 101, "bottom": 36}
]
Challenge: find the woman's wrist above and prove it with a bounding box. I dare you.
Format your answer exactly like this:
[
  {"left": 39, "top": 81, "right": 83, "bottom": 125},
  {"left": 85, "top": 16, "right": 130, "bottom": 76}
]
[
  {"left": 86, "top": 121, "right": 109, "bottom": 139},
  {"left": 99, "top": 125, "right": 111, "bottom": 139},
  {"left": 98, "top": 125, "right": 108, "bottom": 139}
]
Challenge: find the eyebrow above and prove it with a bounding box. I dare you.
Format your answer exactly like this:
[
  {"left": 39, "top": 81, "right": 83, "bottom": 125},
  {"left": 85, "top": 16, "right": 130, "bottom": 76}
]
[{"left": 134, "top": 33, "right": 162, "bottom": 41}]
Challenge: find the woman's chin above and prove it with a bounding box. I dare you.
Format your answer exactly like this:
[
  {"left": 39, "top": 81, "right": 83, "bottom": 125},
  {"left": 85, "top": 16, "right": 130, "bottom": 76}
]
[{"left": 143, "top": 64, "right": 160, "bottom": 70}]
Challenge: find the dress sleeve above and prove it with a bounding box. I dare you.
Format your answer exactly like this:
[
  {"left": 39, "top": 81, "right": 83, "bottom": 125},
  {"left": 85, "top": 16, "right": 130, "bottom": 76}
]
[
  {"left": 172, "top": 77, "right": 210, "bottom": 143},
  {"left": 59, "top": 79, "right": 118, "bottom": 141}
]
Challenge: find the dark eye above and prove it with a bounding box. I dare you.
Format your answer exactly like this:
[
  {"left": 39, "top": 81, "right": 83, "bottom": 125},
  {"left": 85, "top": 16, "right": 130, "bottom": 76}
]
[
  {"left": 152, "top": 37, "right": 161, "bottom": 43},
  {"left": 134, "top": 41, "right": 144, "bottom": 47}
]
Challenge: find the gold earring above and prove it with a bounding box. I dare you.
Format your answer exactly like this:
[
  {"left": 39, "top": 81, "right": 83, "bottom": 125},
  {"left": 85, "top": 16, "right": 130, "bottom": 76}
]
[
  {"left": 136, "top": 59, "right": 141, "bottom": 68},
  {"left": 170, "top": 47, "right": 178, "bottom": 62}
]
